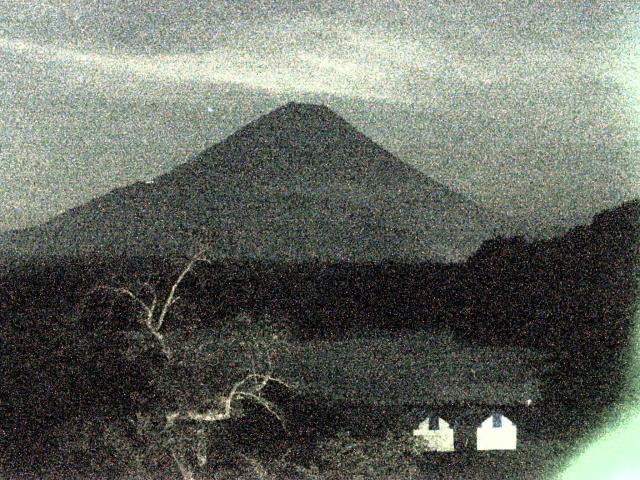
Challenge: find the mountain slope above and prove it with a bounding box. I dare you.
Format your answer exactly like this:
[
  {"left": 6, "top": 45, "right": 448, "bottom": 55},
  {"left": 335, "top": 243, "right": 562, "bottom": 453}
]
[{"left": 1, "top": 102, "right": 500, "bottom": 262}]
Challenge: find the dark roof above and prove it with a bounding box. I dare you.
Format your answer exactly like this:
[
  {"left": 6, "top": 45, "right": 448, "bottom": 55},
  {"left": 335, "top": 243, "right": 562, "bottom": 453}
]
[{"left": 277, "top": 332, "right": 543, "bottom": 406}]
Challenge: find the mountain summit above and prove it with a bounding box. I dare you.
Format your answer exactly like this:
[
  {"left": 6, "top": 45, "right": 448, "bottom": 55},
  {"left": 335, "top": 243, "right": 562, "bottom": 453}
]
[
  {"left": 1, "top": 103, "right": 500, "bottom": 262},
  {"left": 176, "top": 101, "right": 425, "bottom": 187}
]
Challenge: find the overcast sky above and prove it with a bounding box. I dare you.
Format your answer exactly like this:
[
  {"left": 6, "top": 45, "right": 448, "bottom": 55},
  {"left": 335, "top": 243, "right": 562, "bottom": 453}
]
[{"left": 1, "top": 0, "right": 639, "bottom": 234}]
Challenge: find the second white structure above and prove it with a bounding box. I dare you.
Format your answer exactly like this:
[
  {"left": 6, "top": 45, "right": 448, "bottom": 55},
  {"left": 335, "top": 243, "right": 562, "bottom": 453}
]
[{"left": 476, "top": 412, "right": 517, "bottom": 451}]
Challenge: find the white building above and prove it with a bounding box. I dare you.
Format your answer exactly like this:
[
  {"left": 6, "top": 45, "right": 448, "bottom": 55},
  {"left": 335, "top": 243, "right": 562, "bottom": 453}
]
[
  {"left": 476, "top": 412, "right": 517, "bottom": 451},
  {"left": 413, "top": 416, "right": 454, "bottom": 452}
]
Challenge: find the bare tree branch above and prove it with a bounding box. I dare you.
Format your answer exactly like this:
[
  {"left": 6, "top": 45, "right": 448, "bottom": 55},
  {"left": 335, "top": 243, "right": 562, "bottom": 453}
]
[
  {"left": 159, "top": 314, "right": 293, "bottom": 479},
  {"left": 94, "top": 285, "right": 154, "bottom": 320},
  {"left": 235, "top": 392, "right": 284, "bottom": 426},
  {"left": 239, "top": 454, "right": 276, "bottom": 480},
  {"left": 94, "top": 246, "right": 211, "bottom": 361},
  {"left": 156, "top": 250, "right": 210, "bottom": 332},
  {"left": 171, "top": 448, "right": 196, "bottom": 480},
  {"left": 165, "top": 372, "right": 292, "bottom": 429}
]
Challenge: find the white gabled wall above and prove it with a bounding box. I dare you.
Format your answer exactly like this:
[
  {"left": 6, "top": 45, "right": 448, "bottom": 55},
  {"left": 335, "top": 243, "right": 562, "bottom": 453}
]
[
  {"left": 413, "top": 417, "right": 455, "bottom": 452},
  {"left": 477, "top": 414, "right": 517, "bottom": 451}
]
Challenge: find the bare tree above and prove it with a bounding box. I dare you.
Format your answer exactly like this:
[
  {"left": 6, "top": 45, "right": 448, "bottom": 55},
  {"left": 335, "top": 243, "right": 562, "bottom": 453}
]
[
  {"left": 90, "top": 236, "right": 295, "bottom": 479},
  {"left": 163, "top": 330, "right": 293, "bottom": 480},
  {"left": 95, "top": 246, "right": 210, "bottom": 361},
  {"left": 165, "top": 373, "right": 289, "bottom": 427}
]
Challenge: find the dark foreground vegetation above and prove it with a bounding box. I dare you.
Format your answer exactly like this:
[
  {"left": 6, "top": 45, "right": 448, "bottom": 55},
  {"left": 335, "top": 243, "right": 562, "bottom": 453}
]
[
  {"left": 0, "top": 200, "right": 638, "bottom": 478},
  {"left": 0, "top": 321, "right": 578, "bottom": 479}
]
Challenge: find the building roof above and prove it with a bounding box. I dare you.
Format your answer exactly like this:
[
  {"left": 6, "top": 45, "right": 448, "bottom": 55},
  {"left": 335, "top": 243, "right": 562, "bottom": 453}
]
[{"left": 277, "top": 331, "right": 543, "bottom": 406}]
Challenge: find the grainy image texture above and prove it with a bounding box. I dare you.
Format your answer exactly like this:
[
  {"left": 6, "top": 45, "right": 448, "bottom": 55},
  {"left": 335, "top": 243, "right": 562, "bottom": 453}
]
[{"left": 0, "top": 2, "right": 638, "bottom": 479}]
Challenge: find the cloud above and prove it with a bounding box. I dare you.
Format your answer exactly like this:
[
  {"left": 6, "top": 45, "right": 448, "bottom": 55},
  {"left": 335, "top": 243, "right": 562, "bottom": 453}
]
[
  {"left": 0, "top": 36, "right": 399, "bottom": 102},
  {"left": 0, "top": 24, "right": 530, "bottom": 107},
  {"left": 0, "top": 1, "right": 638, "bottom": 233}
]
